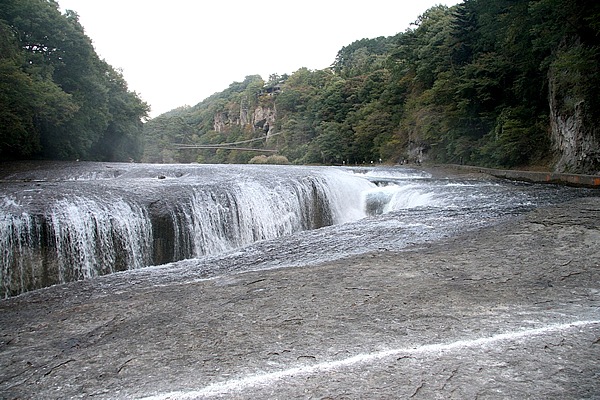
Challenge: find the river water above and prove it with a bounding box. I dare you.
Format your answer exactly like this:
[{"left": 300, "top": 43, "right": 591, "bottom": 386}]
[{"left": 0, "top": 162, "right": 591, "bottom": 297}]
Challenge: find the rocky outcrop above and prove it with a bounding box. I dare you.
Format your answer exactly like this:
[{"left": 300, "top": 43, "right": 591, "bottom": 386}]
[
  {"left": 549, "top": 44, "right": 600, "bottom": 174},
  {"left": 252, "top": 104, "right": 277, "bottom": 136},
  {"left": 549, "top": 84, "right": 600, "bottom": 174},
  {"left": 1, "top": 197, "right": 599, "bottom": 399},
  {"left": 213, "top": 101, "right": 277, "bottom": 136},
  {"left": 213, "top": 111, "right": 232, "bottom": 133}
]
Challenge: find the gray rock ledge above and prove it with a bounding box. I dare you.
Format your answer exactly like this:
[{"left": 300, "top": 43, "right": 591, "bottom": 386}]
[{"left": 1, "top": 197, "right": 599, "bottom": 399}]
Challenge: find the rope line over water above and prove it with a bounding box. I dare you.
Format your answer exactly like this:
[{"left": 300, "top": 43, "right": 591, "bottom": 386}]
[{"left": 172, "top": 132, "right": 283, "bottom": 152}]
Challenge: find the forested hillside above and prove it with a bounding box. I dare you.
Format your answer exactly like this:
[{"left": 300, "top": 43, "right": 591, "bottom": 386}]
[
  {"left": 2, "top": 1, "right": 598, "bottom": 171},
  {"left": 0, "top": 0, "right": 148, "bottom": 161},
  {"left": 144, "top": 0, "right": 600, "bottom": 173}
]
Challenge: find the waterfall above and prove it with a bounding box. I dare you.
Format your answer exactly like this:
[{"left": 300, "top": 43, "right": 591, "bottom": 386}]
[
  {"left": 0, "top": 164, "right": 375, "bottom": 297},
  {"left": 0, "top": 208, "right": 42, "bottom": 297},
  {"left": 0, "top": 194, "right": 153, "bottom": 297},
  {"left": 154, "top": 171, "right": 374, "bottom": 262},
  {"left": 363, "top": 183, "right": 436, "bottom": 215},
  {"left": 4, "top": 162, "right": 554, "bottom": 298},
  {"left": 48, "top": 197, "right": 153, "bottom": 282}
]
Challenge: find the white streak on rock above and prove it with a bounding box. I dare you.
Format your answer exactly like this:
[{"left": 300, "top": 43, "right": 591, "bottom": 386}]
[{"left": 140, "top": 319, "right": 600, "bottom": 399}]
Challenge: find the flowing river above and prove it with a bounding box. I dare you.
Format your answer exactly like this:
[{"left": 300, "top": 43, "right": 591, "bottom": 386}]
[{"left": 0, "top": 162, "right": 591, "bottom": 297}]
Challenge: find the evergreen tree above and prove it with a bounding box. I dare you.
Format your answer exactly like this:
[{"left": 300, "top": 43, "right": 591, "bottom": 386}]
[
  {"left": 133, "top": 2, "right": 600, "bottom": 171},
  {"left": 0, "top": 0, "right": 148, "bottom": 161}
]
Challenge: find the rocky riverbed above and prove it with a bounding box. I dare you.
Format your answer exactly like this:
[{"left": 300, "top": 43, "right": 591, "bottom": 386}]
[{"left": 1, "top": 195, "right": 599, "bottom": 399}]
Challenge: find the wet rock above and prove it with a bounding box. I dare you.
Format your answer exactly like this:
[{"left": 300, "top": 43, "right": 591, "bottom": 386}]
[{"left": 0, "top": 197, "right": 599, "bottom": 399}]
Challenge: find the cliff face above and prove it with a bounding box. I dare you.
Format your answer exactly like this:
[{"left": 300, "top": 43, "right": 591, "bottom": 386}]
[
  {"left": 213, "top": 100, "right": 277, "bottom": 136},
  {"left": 549, "top": 81, "right": 600, "bottom": 174},
  {"left": 549, "top": 44, "right": 600, "bottom": 174},
  {"left": 253, "top": 105, "right": 277, "bottom": 136}
]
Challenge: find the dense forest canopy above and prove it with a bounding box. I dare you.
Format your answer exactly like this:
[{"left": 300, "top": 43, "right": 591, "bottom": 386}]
[
  {"left": 0, "top": 0, "right": 148, "bottom": 161},
  {"left": 2, "top": 0, "right": 599, "bottom": 172},
  {"left": 144, "top": 0, "right": 600, "bottom": 173}
]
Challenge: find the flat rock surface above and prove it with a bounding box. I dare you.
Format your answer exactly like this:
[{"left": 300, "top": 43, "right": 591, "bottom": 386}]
[{"left": 1, "top": 197, "right": 599, "bottom": 399}]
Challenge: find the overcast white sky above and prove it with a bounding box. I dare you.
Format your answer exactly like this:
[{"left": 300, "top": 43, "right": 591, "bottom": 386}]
[{"left": 58, "top": 0, "right": 461, "bottom": 118}]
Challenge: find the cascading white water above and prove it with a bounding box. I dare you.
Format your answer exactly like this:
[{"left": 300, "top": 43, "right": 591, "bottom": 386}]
[
  {"left": 0, "top": 209, "right": 40, "bottom": 295},
  {"left": 319, "top": 169, "right": 376, "bottom": 224},
  {"left": 0, "top": 165, "right": 378, "bottom": 297},
  {"left": 348, "top": 167, "right": 440, "bottom": 216},
  {"left": 363, "top": 183, "right": 437, "bottom": 215},
  {"left": 0, "top": 194, "right": 154, "bottom": 296},
  {"left": 169, "top": 170, "right": 374, "bottom": 260},
  {"left": 48, "top": 197, "right": 153, "bottom": 282},
  {"left": 1, "top": 163, "right": 582, "bottom": 298}
]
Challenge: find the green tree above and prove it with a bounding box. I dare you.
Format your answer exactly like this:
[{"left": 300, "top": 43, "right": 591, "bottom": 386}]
[
  {"left": 314, "top": 121, "right": 353, "bottom": 164},
  {"left": 0, "top": 15, "right": 79, "bottom": 159},
  {"left": 138, "top": 1, "right": 600, "bottom": 171},
  {"left": 0, "top": 0, "right": 148, "bottom": 161}
]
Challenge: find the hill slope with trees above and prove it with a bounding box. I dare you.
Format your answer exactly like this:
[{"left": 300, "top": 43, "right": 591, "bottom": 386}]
[
  {"left": 144, "top": 0, "right": 599, "bottom": 173},
  {"left": 2, "top": 1, "right": 598, "bottom": 172},
  {"left": 0, "top": 0, "right": 149, "bottom": 161}
]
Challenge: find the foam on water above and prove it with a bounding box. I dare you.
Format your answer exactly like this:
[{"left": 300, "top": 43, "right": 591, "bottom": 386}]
[
  {"left": 48, "top": 197, "right": 153, "bottom": 281},
  {"left": 363, "top": 183, "right": 436, "bottom": 215},
  {"left": 0, "top": 165, "right": 377, "bottom": 296},
  {"left": 0, "top": 163, "right": 587, "bottom": 297},
  {"left": 349, "top": 166, "right": 431, "bottom": 181}
]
